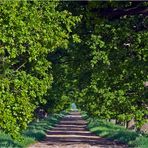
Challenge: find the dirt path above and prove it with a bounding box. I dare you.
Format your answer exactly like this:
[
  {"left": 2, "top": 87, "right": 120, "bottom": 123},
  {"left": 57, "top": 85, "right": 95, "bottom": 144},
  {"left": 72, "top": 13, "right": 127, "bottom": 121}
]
[{"left": 29, "top": 111, "right": 128, "bottom": 148}]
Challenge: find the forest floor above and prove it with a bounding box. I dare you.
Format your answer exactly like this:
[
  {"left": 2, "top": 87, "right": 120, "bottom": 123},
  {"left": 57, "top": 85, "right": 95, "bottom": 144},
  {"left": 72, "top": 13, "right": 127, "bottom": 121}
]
[{"left": 29, "top": 111, "right": 127, "bottom": 148}]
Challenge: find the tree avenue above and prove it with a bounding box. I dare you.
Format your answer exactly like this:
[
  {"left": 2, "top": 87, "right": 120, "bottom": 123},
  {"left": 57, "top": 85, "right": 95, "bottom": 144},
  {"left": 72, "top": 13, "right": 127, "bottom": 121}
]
[{"left": 0, "top": 1, "right": 148, "bottom": 138}]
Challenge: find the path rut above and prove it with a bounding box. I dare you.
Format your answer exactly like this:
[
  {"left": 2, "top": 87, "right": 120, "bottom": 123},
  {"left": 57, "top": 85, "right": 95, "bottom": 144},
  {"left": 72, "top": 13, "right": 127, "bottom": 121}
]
[{"left": 29, "top": 111, "right": 128, "bottom": 148}]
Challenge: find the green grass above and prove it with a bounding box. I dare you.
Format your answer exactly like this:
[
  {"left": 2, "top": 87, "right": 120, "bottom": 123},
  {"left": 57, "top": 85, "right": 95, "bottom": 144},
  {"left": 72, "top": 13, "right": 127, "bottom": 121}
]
[
  {"left": 0, "top": 111, "right": 67, "bottom": 148},
  {"left": 84, "top": 115, "right": 148, "bottom": 148}
]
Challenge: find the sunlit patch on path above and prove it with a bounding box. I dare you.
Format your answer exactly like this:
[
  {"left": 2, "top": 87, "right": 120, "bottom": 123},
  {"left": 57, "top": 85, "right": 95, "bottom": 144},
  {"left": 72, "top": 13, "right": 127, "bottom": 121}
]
[{"left": 29, "top": 111, "right": 128, "bottom": 148}]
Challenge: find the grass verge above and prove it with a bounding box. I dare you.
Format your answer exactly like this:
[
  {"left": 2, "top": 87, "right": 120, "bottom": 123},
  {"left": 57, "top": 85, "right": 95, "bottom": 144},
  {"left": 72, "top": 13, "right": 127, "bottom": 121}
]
[
  {"left": 82, "top": 113, "right": 148, "bottom": 148},
  {"left": 0, "top": 111, "right": 67, "bottom": 148}
]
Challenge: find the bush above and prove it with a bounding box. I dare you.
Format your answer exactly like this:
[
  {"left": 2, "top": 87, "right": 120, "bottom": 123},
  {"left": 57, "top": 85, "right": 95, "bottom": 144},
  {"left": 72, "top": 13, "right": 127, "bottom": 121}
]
[{"left": 0, "top": 111, "right": 66, "bottom": 147}]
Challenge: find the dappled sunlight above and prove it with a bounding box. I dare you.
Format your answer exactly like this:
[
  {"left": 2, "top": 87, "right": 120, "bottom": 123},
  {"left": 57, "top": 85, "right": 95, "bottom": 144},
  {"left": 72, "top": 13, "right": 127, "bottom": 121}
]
[{"left": 29, "top": 111, "right": 127, "bottom": 148}]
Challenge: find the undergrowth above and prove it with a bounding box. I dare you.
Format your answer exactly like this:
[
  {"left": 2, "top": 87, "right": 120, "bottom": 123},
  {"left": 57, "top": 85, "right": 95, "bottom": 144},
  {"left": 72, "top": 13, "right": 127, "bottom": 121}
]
[
  {"left": 83, "top": 113, "right": 148, "bottom": 148},
  {"left": 0, "top": 111, "right": 66, "bottom": 147}
]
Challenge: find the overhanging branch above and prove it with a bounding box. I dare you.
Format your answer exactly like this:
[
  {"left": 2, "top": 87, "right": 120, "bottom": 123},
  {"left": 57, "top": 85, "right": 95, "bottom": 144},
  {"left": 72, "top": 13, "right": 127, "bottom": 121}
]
[{"left": 100, "top": 6, "right": 148, "bottom": 19}]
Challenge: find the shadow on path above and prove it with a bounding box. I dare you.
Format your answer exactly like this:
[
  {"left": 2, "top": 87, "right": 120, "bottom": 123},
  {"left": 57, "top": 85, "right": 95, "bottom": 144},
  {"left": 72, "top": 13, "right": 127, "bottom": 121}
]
[{"left": 29, "top": 111, "right": 128, "bottom": 148}]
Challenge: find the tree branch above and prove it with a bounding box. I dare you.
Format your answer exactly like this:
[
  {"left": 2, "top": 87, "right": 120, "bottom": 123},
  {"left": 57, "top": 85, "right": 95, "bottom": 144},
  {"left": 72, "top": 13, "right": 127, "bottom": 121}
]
[
  {"left": 100, "top": 6, "right": 148, "bottom": 20},
  {"left": 15, "top": 61, "right": 27, "bottom": 72}
]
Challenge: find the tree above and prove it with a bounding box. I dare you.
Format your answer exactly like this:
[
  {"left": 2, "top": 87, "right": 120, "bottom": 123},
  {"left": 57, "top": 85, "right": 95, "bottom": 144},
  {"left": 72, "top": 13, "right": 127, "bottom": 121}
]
[
  {"left": 59, "top": 1, "right": 148, "bottom": 129},
  {"left": 0, "top": 0, "right": 80, "bottom": 138}
]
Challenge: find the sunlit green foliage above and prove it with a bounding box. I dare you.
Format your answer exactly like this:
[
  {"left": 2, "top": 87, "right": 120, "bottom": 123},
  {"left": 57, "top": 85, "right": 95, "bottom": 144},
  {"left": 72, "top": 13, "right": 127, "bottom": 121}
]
[
  {"left": 0, "top": 0, "right": 147, "bottom": 140},
  {"left": 0, "top": 0, "right": 80, "bottom": 138}
]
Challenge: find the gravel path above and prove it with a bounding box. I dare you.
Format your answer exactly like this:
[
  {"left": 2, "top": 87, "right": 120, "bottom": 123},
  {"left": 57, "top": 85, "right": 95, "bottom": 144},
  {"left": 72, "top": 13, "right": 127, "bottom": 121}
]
[{"left": 29, "top": 111, "right": 128, "bottom": 148}]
